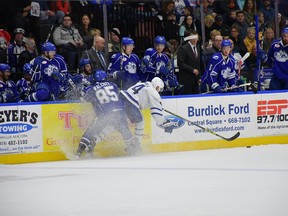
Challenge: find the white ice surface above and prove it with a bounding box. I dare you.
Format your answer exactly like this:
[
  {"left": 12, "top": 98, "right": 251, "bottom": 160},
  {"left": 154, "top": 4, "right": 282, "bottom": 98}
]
[{"left": 1, "top": 144, "right": 288, "bottom": 216}]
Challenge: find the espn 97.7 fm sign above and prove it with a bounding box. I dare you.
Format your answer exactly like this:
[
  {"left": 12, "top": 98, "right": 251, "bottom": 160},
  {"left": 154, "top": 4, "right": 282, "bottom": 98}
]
[{"left": 257, "top": 99, "right": 288, "bottom": 124}]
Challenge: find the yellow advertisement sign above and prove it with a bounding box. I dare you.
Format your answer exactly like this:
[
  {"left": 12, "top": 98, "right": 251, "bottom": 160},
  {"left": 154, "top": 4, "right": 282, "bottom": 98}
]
[
  {"left": 42, "top": 102, "right": 94, "bottom": 154},
  {"left": 42, "top": 102, "right": 152, "bottom": 157}
]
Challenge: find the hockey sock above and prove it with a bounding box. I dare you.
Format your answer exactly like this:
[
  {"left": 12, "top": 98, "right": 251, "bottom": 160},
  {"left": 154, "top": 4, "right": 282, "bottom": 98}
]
[
  {"left": 78, "top": 137, "right": 92, "bottom": 153},
  {"left": 134, "top": 121, "right": 144, "bottom": 143}
]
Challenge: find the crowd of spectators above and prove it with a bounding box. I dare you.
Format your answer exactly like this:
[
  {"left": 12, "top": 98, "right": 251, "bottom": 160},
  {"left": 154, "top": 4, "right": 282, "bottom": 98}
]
[{"left": 0, "top": 0, "right": 288, "bottom": 103}]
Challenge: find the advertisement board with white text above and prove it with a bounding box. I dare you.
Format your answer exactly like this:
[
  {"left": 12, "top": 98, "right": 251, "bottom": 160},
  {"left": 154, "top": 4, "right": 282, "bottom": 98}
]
[
  {"left": 0, "top": 105, "right": 42, "bottom": 154},
  {"left": 152, "top": 92, "right": 288, "bottom": 144}
]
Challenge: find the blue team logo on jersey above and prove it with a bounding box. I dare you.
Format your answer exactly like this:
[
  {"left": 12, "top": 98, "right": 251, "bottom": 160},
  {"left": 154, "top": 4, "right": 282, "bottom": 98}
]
[
  {"left": 0, "top": 123, "right": 35, "bottom": 134},
  {"left": 161, "top": 115, "right": 185, "bottom": 130}
]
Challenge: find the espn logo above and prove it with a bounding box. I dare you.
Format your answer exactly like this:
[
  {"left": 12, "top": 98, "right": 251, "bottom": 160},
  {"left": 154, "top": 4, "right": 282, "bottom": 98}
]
[{"left": 257, "top": 99, "right": 288, "bottom": 115}]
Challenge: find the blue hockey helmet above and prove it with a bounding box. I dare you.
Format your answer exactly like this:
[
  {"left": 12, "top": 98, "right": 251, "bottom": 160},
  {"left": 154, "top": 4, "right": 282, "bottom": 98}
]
[
  {"left": 0, "top": 63, "right": 10, "bottom": 72},
  {"left": 282, "top": 27, "right": 288, "bottom": 35},
  {"left": 41, "top": 42, "right": 56, "bottom": 53},
  {"left": 154, "top": 36, "right": 166, "bottom": 45},
  {"left": 79, "top": 58, "right": 91, "bottom": 69},
  {"left": 23, "top": 63, "right": 33, "bottom": 75},
  {"left": 94, "top": 70, "right": 107, "bottom": 82},
  {"left": 221, "top": 39, "right": 232, "bottom": 48},
  {"left": 122, "top": 37, "right": 134, "bottom": 46}
]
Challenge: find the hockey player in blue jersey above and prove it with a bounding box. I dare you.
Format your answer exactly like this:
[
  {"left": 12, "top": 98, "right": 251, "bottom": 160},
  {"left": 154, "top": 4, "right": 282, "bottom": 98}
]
[
  {"left": 16, "top": 63, "right": 33, "bottom": 100},
  {"left": 140, "top": 36, "right": 183, "bottom": 95},
  {"left": 200, "top": 39, "right": 239, "bottom": 93},
  {"left": 0, "top": 63, "right": 21, "bottom": 103},
  {"left": 62, "top": 58, "right": 93, "bottom": 100},
  {"left": 77, "top": 58, "right": 93, "bottom": 85},
  {"left": 107, "top": 37, "right": 140, "bottom": 90},
  {"left": 26, "top": 42, "right": 67, "bottom": 101},
  {"left": 140, "top": 36, "right": 171, "bottom": 81},
  {"left": 75, "top": 70, "right": 135, "bottom": 158},
  {"left": 258, "top": 27, "right": 288, "bottom": 90}
]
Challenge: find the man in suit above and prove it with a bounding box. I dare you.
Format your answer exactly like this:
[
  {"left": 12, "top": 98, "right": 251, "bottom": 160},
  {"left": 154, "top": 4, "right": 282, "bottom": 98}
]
[
  {"left": 81, "top": 36, "right": 109, "bottom": 72},
  {"left": 177, "top": 30, "right": 201, "bottom": 94}
]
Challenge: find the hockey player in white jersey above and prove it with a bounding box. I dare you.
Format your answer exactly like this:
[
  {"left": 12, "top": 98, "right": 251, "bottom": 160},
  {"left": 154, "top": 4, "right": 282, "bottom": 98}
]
[{"left": 120, "top": 77, "right": 174, "bottom": 154}]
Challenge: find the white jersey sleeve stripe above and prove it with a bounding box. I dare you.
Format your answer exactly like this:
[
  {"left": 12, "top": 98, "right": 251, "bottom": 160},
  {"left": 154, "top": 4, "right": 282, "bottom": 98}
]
[
  {"left": 121, "top": 90, "right": 140, "bottom": 109},
  {"left": 150, "top": 107, "right": 162, "bottom": 112},
  {"left": 151, "top": 112, "right": 163, "bottom": 116}
]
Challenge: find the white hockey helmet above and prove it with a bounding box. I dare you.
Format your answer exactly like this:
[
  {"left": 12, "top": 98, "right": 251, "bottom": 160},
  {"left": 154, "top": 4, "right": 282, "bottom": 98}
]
[{"left": 151, "top": 77, "right": 164, "bottom": 92}]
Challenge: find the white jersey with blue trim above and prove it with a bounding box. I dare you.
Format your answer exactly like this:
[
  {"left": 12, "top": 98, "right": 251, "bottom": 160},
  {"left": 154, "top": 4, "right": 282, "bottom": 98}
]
[{"left": 120, "top": 81, "right": 165, "bottom": 125}]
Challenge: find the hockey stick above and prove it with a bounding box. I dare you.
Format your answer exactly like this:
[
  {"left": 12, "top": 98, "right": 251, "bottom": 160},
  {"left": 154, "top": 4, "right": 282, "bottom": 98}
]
[
  {"left": 255, "top": 13, "right": 261, "bottom": 88},
  {"left": 163, "top": 109, "right": 240, "bottom": 141},
  {"left": 238, "top": 52, "right": 250, "bottom": 79},
  {"left": 31, "top": 22, "right": 56, "bottom": 77},
  {"left": 45, "top": 23, "right": 56, "bottom": 43},
  {"left": 202, "top": 82, "right": 257, "bottom": 94},
  {"left": 241, "top": 52, "right": 251, "bottom": 63},
  {"left": 224, "top": 82, "right": 258, "bottom": 93}
]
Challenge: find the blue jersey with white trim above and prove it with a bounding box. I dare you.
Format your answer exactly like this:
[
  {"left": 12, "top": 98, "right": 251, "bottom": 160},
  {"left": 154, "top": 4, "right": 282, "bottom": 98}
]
[
  {"left": 30, "top": 55, "right": 67, "bottom": 99},
  {"left": 82, "top": 81, "right": 123, "bottom": 116},
  {"left": 201, "top": 52, "right": 237, "bottom": 88},
  {"left": 16, "top": 78, "right": 31, "bottom": 99},
  {"left": 0, "top": 80, "right": 21, "bottom": 103},
  {"left": 120, "top": 81, "right": 165, "bottom": 125},
  {"left": 267, "top": 39, "right": 288, "bottom": 80},
  {"left": 140, "top": 48, "right": 170, "bottom": 81},
  {"left": 107, "top": 52, "right": 140, "bottom": 89}
]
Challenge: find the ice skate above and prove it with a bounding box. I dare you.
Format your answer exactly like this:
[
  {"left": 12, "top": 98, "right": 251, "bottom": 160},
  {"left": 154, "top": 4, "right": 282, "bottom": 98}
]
[
  {"left": 125, "top": 138, "right": 142, "bottom": 155},
  {"left": 74, "top": 151, "right": 82, "bottom": 160},
  {"left": 84, "top": 147, "right": 95, "bottom": 159},
  {"left": 74, "top": 143, "right": 95, "bottom": 160},
  {"left": 74, "top": 146, "right": 85, "bottom": 160}
]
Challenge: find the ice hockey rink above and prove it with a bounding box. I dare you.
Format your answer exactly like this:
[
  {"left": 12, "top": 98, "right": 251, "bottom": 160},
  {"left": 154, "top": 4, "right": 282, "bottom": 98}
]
[{"left": 1, "top": 144, "right": 288, "bottom": 216}]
